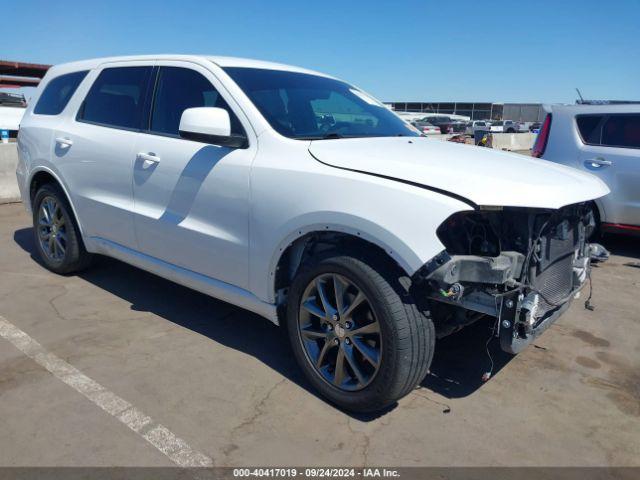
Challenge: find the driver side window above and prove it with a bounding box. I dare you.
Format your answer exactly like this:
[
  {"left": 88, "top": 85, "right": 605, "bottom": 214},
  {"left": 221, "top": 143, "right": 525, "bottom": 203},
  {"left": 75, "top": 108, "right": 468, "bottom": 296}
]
[{"left": 150, "top": 67, "right": 244, "bottom": 137}]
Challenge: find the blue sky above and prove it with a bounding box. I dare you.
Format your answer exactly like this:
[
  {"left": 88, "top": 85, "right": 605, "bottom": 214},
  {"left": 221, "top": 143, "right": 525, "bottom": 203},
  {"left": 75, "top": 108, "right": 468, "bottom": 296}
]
[{"left": 5, "top": 0, "right": 639, "bottom": 103}]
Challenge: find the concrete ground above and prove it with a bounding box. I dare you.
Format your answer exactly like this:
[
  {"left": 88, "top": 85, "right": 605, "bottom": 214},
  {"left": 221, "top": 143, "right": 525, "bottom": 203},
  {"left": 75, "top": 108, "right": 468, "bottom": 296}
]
[{"left": 0, "top": 202, "right": 638, "bottom": 467}]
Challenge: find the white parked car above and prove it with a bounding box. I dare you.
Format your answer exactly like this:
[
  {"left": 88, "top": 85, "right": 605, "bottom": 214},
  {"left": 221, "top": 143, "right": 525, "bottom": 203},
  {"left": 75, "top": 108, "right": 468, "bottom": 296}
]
[
  {"left": 465, "top": 120, "right": 490, "bottom": 136},
  {"left": 413, "top": 121, "right": 441, "bottom": 135},
  {"left": 16, "top": 55, "right": 609, "bottom": 412},
  {"left": 535, "top": 104, "right": 640, "bottom": 234},
  {"left": 490, "top": 120, "right": 518, "bottom": 133}
]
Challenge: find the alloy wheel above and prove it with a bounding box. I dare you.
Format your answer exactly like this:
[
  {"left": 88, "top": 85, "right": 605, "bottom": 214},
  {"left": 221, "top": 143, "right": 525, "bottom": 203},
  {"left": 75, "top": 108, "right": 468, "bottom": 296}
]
[
  {"left": 297, "top": 273, "right": 382, "bottom": 391},
  {"left": 37, "top": 196, "right": 67, "bottom": 262}
]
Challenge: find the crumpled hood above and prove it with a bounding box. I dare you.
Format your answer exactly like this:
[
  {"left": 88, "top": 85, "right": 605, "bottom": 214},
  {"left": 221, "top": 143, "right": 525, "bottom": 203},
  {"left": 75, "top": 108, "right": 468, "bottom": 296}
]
[{"left": 308, "top": 136, "right": 609, "bottom": 209}]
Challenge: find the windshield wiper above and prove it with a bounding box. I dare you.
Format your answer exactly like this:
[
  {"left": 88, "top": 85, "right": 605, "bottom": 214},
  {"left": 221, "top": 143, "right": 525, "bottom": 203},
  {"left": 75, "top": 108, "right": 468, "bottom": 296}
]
[{"left": 297, "top": 133, "right": 344, "bottom": 140}]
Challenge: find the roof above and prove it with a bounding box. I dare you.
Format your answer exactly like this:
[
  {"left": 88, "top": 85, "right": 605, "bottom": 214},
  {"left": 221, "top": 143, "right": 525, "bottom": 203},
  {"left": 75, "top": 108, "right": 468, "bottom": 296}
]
[
  {"left": 45, "top": 55, "right": 332, "bottom": 79},
  {"left": 548, "top": 103, "right": 640, "bottom": 114}
]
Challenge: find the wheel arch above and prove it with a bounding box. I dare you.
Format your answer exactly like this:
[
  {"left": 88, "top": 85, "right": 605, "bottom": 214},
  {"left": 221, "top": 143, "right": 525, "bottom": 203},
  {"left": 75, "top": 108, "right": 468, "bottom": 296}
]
[
  {"left": 28, "top": 167, "right": 86, "bottom": 237},
  {"left": 270, "top": 222, "right": 422, "bottom": 308}
]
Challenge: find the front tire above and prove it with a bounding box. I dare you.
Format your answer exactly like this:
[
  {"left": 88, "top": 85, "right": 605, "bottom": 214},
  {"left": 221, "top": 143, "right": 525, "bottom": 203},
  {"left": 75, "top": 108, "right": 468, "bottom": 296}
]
[
  {"left": 32, "top": 183, "right": 93, "bottom": 274},
  {"left": 285, "top": 253, "right": 434, "bottom": 412}
]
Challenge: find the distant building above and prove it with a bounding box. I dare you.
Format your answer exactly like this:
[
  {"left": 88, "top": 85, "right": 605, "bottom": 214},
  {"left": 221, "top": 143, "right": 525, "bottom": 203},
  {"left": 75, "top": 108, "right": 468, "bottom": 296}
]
[{"left": 385, "top": 101, "right": 546, "bottom": 122}]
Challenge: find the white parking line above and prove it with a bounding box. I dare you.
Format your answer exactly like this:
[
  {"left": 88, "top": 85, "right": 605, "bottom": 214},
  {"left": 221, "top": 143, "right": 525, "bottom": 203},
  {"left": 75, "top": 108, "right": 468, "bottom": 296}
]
[{"left": 0, "top": 315, "right": 214, "bottom": 467}]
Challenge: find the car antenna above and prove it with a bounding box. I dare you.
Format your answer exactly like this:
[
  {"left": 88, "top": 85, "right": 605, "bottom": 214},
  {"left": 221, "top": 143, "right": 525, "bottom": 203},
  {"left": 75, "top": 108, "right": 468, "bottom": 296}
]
[{"left": 576, "top": 88, "right": 585, "bottom": 104}]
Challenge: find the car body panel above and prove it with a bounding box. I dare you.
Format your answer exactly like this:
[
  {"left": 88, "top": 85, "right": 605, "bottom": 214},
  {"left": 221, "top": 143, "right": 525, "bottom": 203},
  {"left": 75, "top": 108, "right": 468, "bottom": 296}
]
[
  {"left": 249, "top": 132, "right": 471, "bottom": 303},
  {"left": 308, "top": 136, "right": 609, "bottom": 209},
  {"left": 131, "top": 59, "right": 258, "bottom": 289}
]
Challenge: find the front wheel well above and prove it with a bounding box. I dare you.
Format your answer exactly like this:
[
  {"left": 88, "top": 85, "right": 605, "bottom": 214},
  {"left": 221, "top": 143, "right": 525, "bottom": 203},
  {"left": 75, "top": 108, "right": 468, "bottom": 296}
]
[{"left": 274, "top": 231, "right": 407, "bottom": 307}]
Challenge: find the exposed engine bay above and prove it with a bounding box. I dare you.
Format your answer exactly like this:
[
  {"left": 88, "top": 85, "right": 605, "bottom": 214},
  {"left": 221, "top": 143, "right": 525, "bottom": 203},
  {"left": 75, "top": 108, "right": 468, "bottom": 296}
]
[{"left": 415, "top": 202, "right": 604, "bottom": 354}]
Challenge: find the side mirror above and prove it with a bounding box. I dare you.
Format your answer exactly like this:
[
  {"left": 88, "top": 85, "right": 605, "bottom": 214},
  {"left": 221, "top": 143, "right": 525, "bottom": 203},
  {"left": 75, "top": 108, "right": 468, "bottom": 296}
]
[{"left": 178, "top": 107, "right": 247, "bottom": 148}]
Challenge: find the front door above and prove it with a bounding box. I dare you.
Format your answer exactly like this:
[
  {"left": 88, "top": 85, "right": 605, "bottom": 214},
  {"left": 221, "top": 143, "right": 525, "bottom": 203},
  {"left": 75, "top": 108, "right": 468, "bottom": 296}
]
[{"left": 132, "top": 63, "right": 255, "bottom": 289}]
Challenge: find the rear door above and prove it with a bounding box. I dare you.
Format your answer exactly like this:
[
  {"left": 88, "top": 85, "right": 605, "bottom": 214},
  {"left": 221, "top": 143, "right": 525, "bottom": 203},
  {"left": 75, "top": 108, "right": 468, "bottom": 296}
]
[
  {"left": 17, "top": 70, "right": 88, "bottom": 204},
  {"left": 131, "top": 61, "right": 255, "bottom": 289},
  {"left": 576, "top": 113, "right": 640, "bottom": 226},
  {"left": 53, "top": 62, "right": 154, "bottom": 248}
]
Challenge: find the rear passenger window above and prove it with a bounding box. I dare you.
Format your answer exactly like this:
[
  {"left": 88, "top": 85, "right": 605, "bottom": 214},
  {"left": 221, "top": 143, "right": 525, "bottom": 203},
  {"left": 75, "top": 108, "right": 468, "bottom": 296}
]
[
  {"left": 150, "top": 67, "right": 243, "bottom": 137},
  {"left": 33, "top": 71, "right": 88, "bottom": 115},
  {"left": 78, "top": 67, "right": 152, "bottom": 130},
  {"left": 601, "top": 115, "right": 640, "bottom": 149},
  {"left": 576, "top": 115, "right": 603, "bottom": 144}
]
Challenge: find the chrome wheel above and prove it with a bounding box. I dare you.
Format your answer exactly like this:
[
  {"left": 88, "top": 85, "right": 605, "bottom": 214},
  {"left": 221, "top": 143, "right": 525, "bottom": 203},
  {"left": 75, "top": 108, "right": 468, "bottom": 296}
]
[
  {"left": 37, "top": 196, "right": 67, "bottom": 262},
  {"left": 298, "top": 273, "right": 382, "bottom": 391}
]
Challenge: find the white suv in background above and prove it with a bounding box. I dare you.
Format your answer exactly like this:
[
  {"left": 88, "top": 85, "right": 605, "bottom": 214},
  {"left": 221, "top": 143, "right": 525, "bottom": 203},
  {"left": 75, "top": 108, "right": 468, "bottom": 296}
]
[
  {"left": 534, "top": 104, "right": 640, "bottom": 234},
  {"left": 16, "top": 55, "right": 608, "bottom": 412}
]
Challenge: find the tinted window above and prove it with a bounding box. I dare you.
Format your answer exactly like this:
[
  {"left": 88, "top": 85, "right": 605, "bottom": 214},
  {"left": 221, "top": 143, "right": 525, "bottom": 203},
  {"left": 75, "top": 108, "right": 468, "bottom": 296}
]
[
  {"left": 224, "top": 67, "right": 417, "bottom": 139},
  {"left": 150, "top": 67, "right": 243, "bottom": 136},
  {"left": 34, "top": 71, "right": 88, "bottom": 115},
  {"left": 78, "top": 67, "right": 152, "bottom": 130},
  {"left": 601, "top": 115, "right": 640, "bottom": 149},
  {"left": 576, "top": 115, "right": 603, "bottom": 144}
]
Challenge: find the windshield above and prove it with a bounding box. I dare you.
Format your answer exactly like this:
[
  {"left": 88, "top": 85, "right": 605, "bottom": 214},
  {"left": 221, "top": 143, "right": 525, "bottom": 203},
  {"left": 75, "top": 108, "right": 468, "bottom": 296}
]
[{"left": 223, "top": 67, "right": 418, "bottom": 140}]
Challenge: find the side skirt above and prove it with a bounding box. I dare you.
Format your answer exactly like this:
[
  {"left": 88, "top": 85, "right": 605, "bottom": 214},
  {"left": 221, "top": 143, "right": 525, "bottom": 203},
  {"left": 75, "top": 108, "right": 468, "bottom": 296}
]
[{"left": 88, "top": 237, "right": 279, "bottom": 325}]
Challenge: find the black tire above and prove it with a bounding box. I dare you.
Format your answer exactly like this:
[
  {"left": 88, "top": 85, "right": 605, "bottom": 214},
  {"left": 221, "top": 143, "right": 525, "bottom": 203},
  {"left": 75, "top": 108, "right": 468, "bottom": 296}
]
[
  {"left": 32, "top": 183, "right": 93, "bottom": 274},
  {"left": 285, "top": 252, "right": 434, "bottom": 412}
]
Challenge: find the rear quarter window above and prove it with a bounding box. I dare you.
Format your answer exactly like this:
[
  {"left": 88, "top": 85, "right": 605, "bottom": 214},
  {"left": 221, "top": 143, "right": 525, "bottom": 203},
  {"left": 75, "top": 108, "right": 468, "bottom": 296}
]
[
  {"left": 33, "top": 71, "right": 88, "bottom": 115},
  {"left": 576, "top": 115, "right": 604, "bottom": 145}
]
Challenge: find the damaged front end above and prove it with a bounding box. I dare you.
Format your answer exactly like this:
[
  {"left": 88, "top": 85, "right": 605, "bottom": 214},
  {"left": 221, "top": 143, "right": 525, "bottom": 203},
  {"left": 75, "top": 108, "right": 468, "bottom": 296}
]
[{"left": 414, "top": 203, "right": 605, "bottom": 354}]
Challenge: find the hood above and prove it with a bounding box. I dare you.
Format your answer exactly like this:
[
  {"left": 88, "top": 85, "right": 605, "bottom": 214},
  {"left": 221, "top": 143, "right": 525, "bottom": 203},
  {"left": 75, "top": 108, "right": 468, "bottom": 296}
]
[{"left": 308, "top": 136, "right": 609, "bottom": 209}]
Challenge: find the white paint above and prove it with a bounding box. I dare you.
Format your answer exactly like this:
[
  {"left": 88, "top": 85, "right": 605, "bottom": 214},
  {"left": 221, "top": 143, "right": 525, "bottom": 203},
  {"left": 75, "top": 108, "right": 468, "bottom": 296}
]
[
  {"left": 0, "top": 315, "right": 214, "bottom": 468},
  {"left": 179, "top": 107, "right": 231, "bottom": 137},
  {"left": 308, "top": 135, "right": 610, "bottom": 209}
]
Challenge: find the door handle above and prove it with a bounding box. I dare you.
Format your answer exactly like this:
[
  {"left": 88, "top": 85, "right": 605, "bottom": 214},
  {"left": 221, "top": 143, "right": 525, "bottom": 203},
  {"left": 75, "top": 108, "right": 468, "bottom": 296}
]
[
  {"left": 584, "top": 157, "right": 612, "bottom": 169},
  {"left": 136, "top": 152, "right": 160, "bottom": 167},
  {"left": 55, "top": 137, "right": 73, "bottom": 147}
]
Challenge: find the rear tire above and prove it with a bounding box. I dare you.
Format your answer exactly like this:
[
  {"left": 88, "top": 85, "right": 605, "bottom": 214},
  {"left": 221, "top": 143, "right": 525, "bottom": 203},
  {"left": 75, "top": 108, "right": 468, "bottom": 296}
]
[
  {"left": 32, "top": 183, "right": 93, "bottom": 274},
  {"left": 285, "top": 252, "right": 434, "bottom": 412}
]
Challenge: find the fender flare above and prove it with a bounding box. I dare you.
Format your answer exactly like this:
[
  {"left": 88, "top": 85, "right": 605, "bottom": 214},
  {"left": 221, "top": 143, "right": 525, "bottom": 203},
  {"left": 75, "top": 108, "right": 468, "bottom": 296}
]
[
  {"left": 27, "top": 166, "right": 86, "bottom": 238},
  {"left": 265, "top": 214, "right": 437, "bottom": 303}
]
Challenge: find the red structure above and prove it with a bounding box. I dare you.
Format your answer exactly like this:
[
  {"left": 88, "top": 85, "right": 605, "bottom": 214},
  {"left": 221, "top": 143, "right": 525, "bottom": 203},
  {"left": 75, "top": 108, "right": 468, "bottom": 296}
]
[{"left": 0, "top": 60, "right": 51, "bottom": 88}]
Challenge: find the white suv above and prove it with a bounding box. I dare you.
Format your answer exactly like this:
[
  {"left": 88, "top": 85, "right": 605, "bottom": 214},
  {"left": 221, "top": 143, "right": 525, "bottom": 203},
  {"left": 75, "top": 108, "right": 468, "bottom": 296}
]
[
  {"left": 534, "top": 104, "right": 640, "bottom": 235},
  {"left": 16, "top": 55, "right": 608, "bottom": 412}
]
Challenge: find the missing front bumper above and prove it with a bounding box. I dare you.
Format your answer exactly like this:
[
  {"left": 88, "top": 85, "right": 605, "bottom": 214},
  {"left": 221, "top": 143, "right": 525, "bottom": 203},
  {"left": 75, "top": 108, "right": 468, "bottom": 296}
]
[{"left": 417, "top": 250, "right": 593, "bottom": 354}]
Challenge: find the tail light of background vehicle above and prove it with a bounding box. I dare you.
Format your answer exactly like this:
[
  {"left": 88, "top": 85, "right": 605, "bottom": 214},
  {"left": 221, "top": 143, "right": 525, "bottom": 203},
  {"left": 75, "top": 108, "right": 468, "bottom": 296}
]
[{"left": 532, "top": 113, "right": 552, "bottom": 158}]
